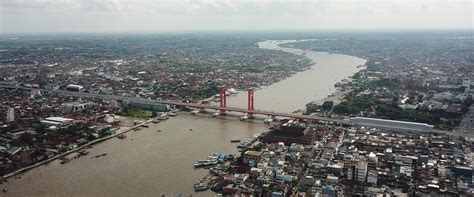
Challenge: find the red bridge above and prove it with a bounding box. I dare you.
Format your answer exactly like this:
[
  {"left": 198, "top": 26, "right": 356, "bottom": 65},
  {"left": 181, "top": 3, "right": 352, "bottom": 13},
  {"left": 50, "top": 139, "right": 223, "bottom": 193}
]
[{"left": 0, "top": 84, "right": 350, "bottom": 124}]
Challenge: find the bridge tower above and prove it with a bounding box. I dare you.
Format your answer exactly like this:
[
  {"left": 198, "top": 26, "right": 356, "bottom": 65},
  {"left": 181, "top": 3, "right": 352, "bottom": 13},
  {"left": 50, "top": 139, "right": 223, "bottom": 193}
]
[
  {"left": 219, "top": 85, "right": 227, "bottom": 108},
  {"left": 247, "top": 88, "right": 254, "bottom": 111}
]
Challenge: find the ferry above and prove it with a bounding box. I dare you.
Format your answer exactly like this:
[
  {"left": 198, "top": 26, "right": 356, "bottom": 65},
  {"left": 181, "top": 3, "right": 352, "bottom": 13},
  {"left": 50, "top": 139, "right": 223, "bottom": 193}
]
[{"left": 194, "top": 160, "right": 218, "bottom": 168}]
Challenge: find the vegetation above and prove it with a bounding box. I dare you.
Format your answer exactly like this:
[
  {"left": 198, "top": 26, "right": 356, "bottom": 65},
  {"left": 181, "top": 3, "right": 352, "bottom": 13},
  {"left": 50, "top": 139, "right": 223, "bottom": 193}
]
[
  {"left": 332, "top": 78, "right": 468, "bottom": 130},
  {"left": 321, "top": 101, "right": 334, "bottom": 111},
  {"left": 117, "top": 107, "right": 154, "bottom": 118}
]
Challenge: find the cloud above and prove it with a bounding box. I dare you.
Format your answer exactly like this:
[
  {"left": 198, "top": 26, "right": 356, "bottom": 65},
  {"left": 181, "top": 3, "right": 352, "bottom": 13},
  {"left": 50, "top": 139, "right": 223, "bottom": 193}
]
[{"left": 0, "top": 0, "right": 472, "bottom": 33}]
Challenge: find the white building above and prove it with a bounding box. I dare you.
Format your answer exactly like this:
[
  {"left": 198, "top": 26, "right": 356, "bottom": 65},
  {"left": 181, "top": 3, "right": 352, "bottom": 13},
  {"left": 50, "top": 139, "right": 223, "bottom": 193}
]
[
  {"left": 356, "top": 161, "right": 368, "bottom": 182},
  {"left": 462, "top": 78, "right": 471, "bottom": 91},
  {"left": 367, "top": 170, "right": 378, "bottom": 184},
  {"left": 351, "top": 117, "right": 433, "bottom": 133},
  {"left": 6, "top": 108, "right": 14, "bottom": 122},
  {"left": 40, "top": 117, "right": 74, "bottom": 127}
]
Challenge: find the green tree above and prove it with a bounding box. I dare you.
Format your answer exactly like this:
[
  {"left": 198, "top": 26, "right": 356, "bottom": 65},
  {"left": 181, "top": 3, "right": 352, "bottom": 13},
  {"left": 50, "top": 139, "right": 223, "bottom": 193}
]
[{"left": 321, "top": 101, "right": 334, "bottom": 111}]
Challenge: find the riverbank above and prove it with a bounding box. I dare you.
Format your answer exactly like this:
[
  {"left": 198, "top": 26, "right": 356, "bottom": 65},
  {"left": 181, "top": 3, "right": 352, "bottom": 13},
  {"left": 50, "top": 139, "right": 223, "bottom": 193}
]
[
  {"left": 2, "top": 40, "right": 367, "bottom": 196},
  {"left": 2, "top": 117, "right": 155, "bottom": 180}
]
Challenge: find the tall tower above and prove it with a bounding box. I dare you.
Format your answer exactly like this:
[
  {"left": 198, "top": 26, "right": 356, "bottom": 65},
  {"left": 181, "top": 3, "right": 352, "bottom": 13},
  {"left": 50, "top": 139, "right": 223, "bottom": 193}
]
[{"left": 6, "top": 107, "right": 15, "bottom": 122}]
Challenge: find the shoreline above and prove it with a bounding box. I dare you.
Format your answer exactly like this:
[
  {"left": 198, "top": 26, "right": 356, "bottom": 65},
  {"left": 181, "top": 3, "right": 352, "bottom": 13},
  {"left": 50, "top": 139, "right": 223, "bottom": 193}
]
[
  {"left": 258, "top": 39, "right": 366, "bottom": 110},
  {"left": 2, "top": 118, "right": 154, "bottom": 180}
]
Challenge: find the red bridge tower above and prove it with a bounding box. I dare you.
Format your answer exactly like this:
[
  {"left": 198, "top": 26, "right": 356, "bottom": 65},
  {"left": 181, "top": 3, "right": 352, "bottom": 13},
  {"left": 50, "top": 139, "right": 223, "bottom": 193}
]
[
  {"left": 247, "top": 88, "right": 254, "bottom": 111},
  {"left": 219, "top": 85, "right": 227, "bottom": 108}
]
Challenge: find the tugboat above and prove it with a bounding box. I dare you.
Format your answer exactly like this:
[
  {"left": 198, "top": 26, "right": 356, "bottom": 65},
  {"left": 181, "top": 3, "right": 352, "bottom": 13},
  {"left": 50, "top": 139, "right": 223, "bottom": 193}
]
[{"left": 194, "top": 179, "right": 209, "bottom": 192}]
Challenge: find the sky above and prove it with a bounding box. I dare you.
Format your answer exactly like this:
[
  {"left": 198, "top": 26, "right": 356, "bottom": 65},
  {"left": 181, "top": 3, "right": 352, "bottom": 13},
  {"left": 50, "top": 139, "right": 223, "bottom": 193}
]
[{"left": 0, "top": 0, "right": 473, "bottom": 33}]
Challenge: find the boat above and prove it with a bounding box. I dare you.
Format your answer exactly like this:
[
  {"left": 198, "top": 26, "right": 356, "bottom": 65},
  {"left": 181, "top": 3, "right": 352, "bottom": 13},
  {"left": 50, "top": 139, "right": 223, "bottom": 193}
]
[
  {"left": 79, "top": 150, "right": 90, "bottom": 155},
  {"left": 2, "top": 188, "right": 8, "bottom": 193},
  {"left": 239, "top": 115, "right": 249, "bottom": 121},
  {"left": 230, "top": 139, "right": 241, "bottom": 143},
  {"left": 59, "top": 157, "right": 71, "bottom": 164},
  {"left": 211, "top": 111, "right": 220, "bottom": 117},
  {"left": 152, "top": 119, "right": 159, "bottom": 123},
  {"left": 194, "top": 179, "right": 209, "bottom": 192},
  {"left": 190, "top": 110, "right": 200, "bottom": 115},
  {"left": 194, "top": 160, "right": 218, "bottom": 168},
  {"left": 264, "top": 118, "right": 274, "bottom": 124},
  {"left": 157, "top": 130, "right": 163, "bottom": 132},
  {"left": 227, "top": 88, "right": 238, "bottom": 94},
  {"left": 168, "top": 111, "right": 177, "bottom": 117},
  {"left": 117, "top": 134, "right": 126, "bottom": 139},
  {"left": 141, "top": 124, "right": 149, "bottom": 128}
]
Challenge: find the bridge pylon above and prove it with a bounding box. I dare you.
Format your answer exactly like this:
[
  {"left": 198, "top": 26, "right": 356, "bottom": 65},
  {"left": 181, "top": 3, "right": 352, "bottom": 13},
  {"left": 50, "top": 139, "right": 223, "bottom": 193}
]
[
  {"left": 247, "top": 88, "right": 254, "bottom": 113},
  {"left": 219, "top": 85, "right": 227, "bottom": 109}
]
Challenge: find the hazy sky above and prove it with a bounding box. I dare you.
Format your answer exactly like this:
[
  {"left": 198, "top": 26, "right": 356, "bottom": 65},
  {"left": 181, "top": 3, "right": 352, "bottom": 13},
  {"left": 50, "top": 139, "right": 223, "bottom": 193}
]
[{"left": 0, "top": 0, "right": 472, "bottom": 33}]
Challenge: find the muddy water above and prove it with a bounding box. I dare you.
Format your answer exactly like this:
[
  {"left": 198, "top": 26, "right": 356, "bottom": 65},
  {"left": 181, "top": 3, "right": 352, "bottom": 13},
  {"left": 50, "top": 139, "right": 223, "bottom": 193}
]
[{"left": 3, "top": 40, "right": 365, "bottom": 196}]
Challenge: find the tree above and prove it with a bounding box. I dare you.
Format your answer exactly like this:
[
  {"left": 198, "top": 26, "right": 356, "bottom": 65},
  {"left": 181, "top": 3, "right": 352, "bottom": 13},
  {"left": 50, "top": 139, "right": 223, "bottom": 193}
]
[{"left": 321, "top": 101, "right": 334, "bottom": 111}]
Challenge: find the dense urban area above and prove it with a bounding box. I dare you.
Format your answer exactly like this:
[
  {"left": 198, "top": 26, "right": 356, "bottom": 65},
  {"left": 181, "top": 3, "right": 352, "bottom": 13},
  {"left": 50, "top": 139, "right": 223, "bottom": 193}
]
[{"left": 0, "top": 32, "right": 472, "bottom": 196}]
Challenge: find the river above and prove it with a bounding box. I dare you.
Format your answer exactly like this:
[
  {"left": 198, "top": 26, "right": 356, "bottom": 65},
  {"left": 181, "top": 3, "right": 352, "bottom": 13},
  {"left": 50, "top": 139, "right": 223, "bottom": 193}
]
[{"left": 3, "top": 40, "right": 366, "bottom": 196}]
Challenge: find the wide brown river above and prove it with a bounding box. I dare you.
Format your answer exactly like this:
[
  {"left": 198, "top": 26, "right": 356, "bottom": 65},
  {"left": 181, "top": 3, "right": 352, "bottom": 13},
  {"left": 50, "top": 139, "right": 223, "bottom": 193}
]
[{"left": 3, "top": 40, "right": 366, "bottom": 196}]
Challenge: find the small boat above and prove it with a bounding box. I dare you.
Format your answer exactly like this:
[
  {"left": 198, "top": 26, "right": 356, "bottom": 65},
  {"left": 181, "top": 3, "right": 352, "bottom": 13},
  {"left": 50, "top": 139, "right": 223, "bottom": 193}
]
[
  {"left": 2, "top": 188, "right": 8, "bottom": 193},
  {"left": 168, "top": 111, "right": 177, "bottom": 117},
  {"left": 101, "top": 153, "right": 108, "bottom": 156},
  {"left": 117, "top": 134, "right": 126, "bottom": 139},
  {"left": 60, "top": 157, "right": 71, "bottom": 164},
  {"left": 194, "top": 179, "right": 209, "bottom": 192},
  {"left": 230, "top": 139, "right": 241, "bottom": 143},
  {"left": 141, "top": 124, "right": 149, "bottom": 128},
  {"left": 152, "top": 119, "right": 159, "bottom": 123},
  {"left": 79, "top": 150, "right": 89, "bottom": 155},
  {"left": 157, "top": 130, "right": 162, "bottom": 132}
]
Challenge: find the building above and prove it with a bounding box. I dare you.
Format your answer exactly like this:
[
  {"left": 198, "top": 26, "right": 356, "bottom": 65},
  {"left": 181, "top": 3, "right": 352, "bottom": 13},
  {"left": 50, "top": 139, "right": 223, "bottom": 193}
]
[
  {"left": 243, "top": 150, "right": 263, "bottom": 164},
  {"left": 351, "top": 117, "right": 433, "bottom": 133},
  {"left": 367, "top": 170, "right": 378, "bottom": 184},
  {"left": 40, "top": 117, "right": 74, "bottom": 127},
  {"left": 65, "top": 84, "right": 83, "bottom": 92},
  {"left": 6, "top": 107, "right": 14, "bottom": 122},
  {"left": 263, "top": 120, "right": 316, "bottom": 145},
  {"left": 356, "top": 161, "right": 368, "bottom": 182},
  {"left": 462, "top": 78, "right": 471, "bottom": 91}
]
